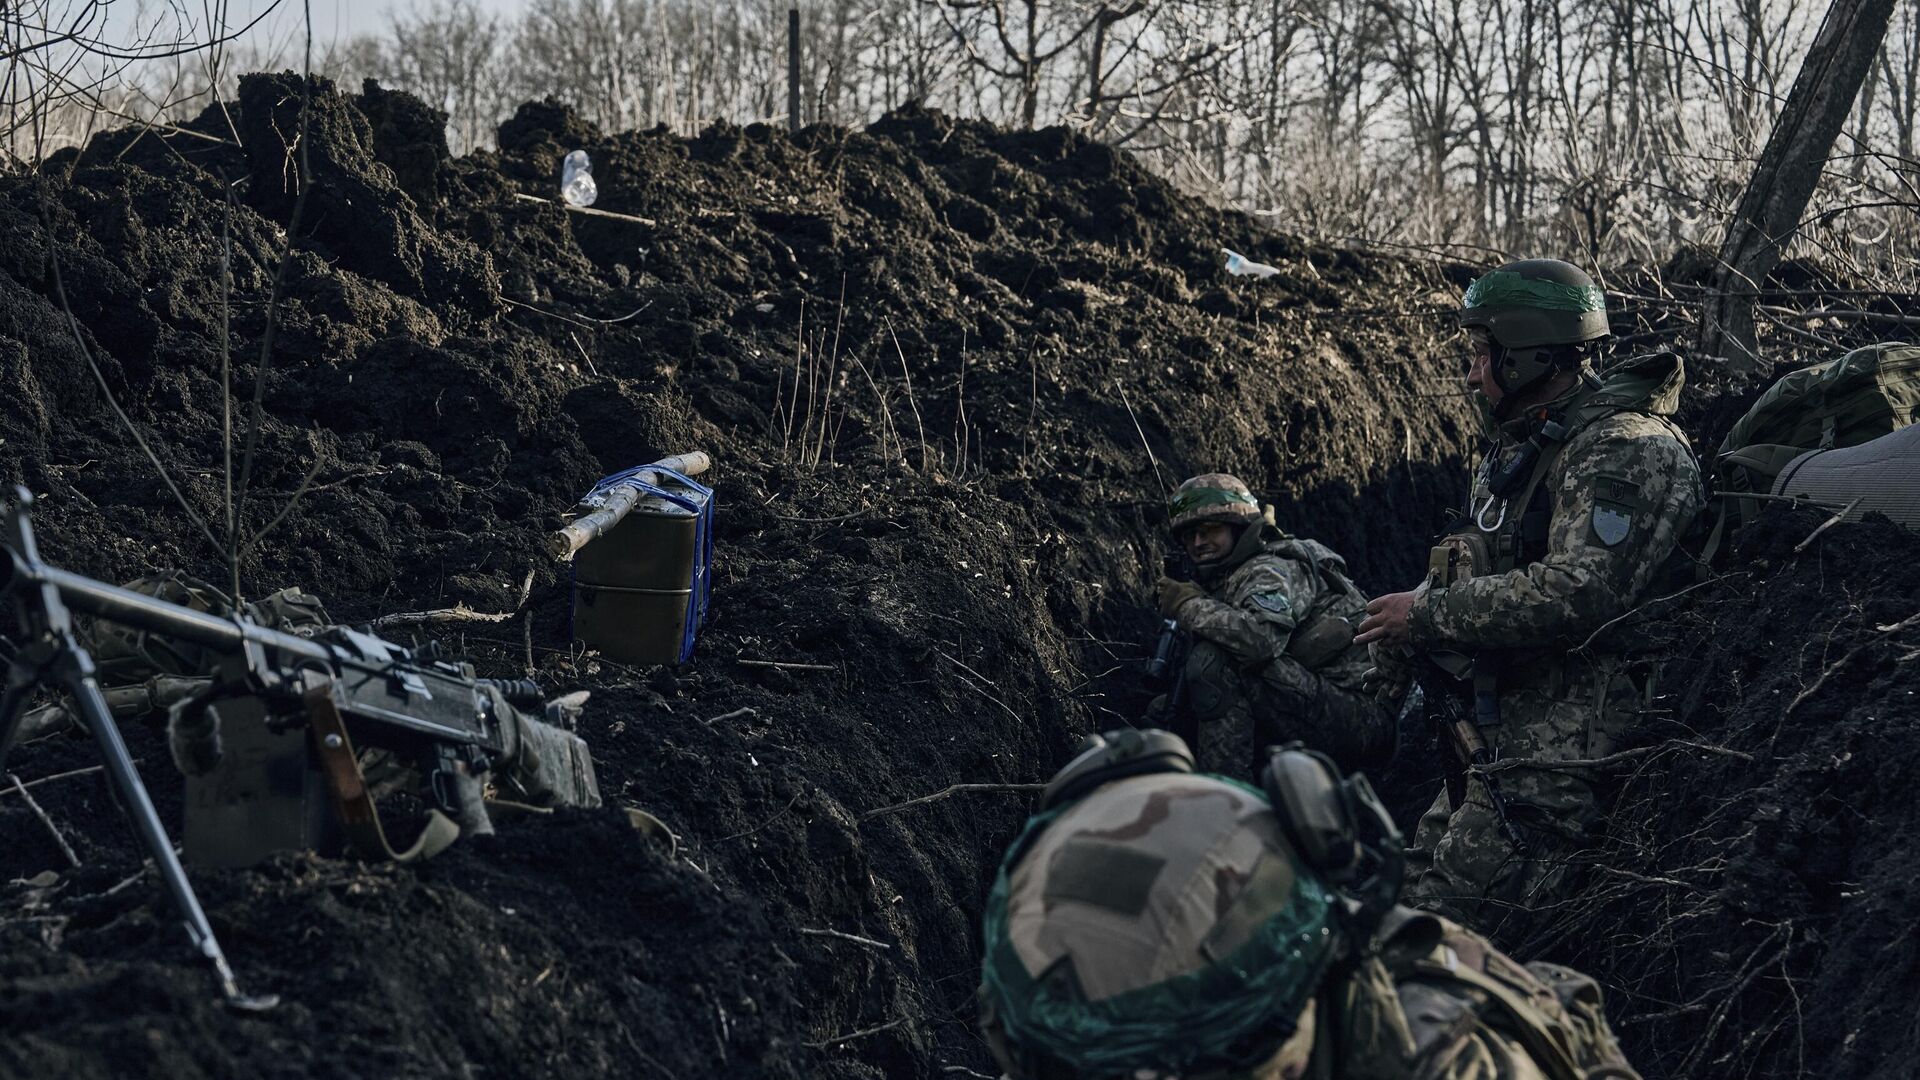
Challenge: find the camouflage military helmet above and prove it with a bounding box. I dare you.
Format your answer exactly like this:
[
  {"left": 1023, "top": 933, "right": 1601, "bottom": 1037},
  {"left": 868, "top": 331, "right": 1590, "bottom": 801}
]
[
  {"left": 979, "top": 769, "right": 1337, "bottom": 1079},
  {"left": 1460, "top": 259, "right": 1609, "bottom": 394},
  {"left": 1167, "top": 473, "right": 1262, "bottom": 537}
]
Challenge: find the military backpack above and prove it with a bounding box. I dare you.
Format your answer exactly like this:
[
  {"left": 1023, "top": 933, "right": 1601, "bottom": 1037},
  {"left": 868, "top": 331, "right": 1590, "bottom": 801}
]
[{"left": 1704, "top": 341, "right": 1920, "bottom": 559}]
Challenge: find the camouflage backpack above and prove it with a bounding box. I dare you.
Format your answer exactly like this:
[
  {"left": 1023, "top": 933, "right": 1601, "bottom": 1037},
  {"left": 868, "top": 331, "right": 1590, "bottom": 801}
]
[
  {"left": 1704, "top": 342, "right": 1920, "bottom": 559},
  {"left": 1343, "top": 909, "right": 1637, "bottom": 1080}
]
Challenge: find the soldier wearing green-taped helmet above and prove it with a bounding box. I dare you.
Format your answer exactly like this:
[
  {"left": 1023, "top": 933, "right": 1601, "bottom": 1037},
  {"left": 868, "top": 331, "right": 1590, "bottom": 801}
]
[
  {"left": 1154, "top": 474, "right": 1394, "bottom": 777},
  {"left": 977, "top": 730, "right": 1640, "bottom": 1080},
  {"left": 1356, "top": 256, "right": 1701, "bottom": 937},
  {"left": 1167, "top": 473, "right": 1264, "bottom": 537},
  {"left": 1457, "top": 258, "right": 1609, "bottom": 402}
]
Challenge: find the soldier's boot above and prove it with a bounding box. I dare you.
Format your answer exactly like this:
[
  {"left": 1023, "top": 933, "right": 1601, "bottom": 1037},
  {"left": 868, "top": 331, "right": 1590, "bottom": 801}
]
[
  {"left": 1254, "top": 658, "right": 1396, "bottom": 770},
  {"left": 1182, "top": 641, "right": 1261, "bottom": 779}
]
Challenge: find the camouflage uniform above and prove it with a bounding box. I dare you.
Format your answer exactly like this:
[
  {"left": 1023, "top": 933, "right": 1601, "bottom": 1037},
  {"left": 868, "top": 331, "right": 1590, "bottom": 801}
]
[
  {"left": 1158, "top": 473, "right": 1394, "bottom": 779},
  {"left": 979, "top": 764, "right": 1638, "bottom": 1080},
  {"left": 1401, "top": 351, "right": 1702, "bottom": 929},
  {"left": 1177, "top": 535, "right": 1393, "bottom": 776}
]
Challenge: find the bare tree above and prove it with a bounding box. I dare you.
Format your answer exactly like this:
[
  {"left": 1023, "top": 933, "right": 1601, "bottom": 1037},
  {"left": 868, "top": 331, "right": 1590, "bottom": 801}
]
[
  {"left": 1696, "top": 0, "right": 1899, "bottom": 371},
  {"left": 378, "top": 0, "right": 507, "bottom": 154},
  {"left": 11, "top": 0, "right": 1920, "bottom": 292}
]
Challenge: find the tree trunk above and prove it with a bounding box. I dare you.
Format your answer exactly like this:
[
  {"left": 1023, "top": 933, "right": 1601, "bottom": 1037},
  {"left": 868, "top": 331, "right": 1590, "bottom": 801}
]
[
  {"left": 1696, "top": 0, "right": 1898, "bottom": 373},
  {"left": 1087, "top": 12, "right": 1109, "bottom": 120}
]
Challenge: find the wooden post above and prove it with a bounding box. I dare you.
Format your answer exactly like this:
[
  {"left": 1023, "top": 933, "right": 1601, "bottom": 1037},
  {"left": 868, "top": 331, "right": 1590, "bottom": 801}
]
[
  {"left": 788, "top": 8, "right": 802, "bottom": 134},
  {"left": 1695, "top": 0, "right": 1897, "bottom": 373}
]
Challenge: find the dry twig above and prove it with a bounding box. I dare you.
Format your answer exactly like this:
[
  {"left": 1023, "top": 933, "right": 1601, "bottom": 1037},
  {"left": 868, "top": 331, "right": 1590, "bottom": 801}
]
[
  {"left": 1477, "top": 740, "right": 1755, "bottom": 774},
  {"left": 931, "top": 647, "right": 1023, "bottom": 723},
  {"left": 860, "top": 782, "right": 1045, "bottom": 820},
  {"left": 371, "top": 569, "right": 536, "bottom": 629},
  {"left": 1576, "top": 577, "right": 1726, "bottom": 655},
  {"left": 1791, "top": 497, "right": 1863, "bottom": 554},
  {"left": 800, "top": 927, "right": 891, "bottom": 950},
  {"left": 568, "top": 331, "right": 600, "bottom": 377},
  {"left": 737, "top": 658, "right": 836, "bottom": 672},
  {"left": 1785, "top": 610, "right": 1920, "bottom": 718},
  {"left": 0, "top": 762, "right": 119, "bottom": 796},
  {"left": 9, "top": 772, "right": 79, "bottom": 868},
  {"left": 806, "top": 1016, "right": 905, "bottom": 1050},
  {"left": 512, "top": 191, "right": 657, "bottom": 226},
  {"left": 1113, "top": 378, "right": 1167, "bottom": 494}
]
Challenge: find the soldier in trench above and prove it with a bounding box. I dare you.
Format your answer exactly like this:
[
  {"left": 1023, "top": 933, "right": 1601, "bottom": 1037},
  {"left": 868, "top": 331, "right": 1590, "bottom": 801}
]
[
  {"left": 1355, "top": 258, "right": 1703, "bottom": 933},
  {"left": 1152, "top": 473, "right": 1395, "bottom": 778},
  {"left": 977, "top": 729, "right": 1640, "bottom": 1080}
]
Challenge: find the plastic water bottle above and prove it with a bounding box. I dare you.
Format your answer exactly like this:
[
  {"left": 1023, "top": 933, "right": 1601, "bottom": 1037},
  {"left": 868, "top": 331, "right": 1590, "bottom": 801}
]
[
  {"left": 1222, "top": 248, "right": 1280, "bottom": 278},
  {"left": 561, "top": 150, "right": 598, "bottom": 208}
]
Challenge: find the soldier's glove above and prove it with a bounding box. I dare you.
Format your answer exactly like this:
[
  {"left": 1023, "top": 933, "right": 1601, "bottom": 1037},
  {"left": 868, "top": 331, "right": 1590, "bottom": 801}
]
[
  {"left": 1155, "top": 576, "right": 1207, "bottom": 621},
  {"left": 1361, "top": 641, "right": 1415, "bottom": 705}
]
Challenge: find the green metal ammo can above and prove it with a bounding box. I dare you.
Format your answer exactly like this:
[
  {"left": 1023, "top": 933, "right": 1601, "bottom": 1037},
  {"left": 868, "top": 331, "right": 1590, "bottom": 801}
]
[{"left": 571, "top": 479, "right": 713, "bottom": 664}]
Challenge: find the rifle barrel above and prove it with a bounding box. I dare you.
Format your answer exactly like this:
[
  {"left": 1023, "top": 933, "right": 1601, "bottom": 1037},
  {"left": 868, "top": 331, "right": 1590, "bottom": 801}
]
[{"left": 3, "top": 556, "right": 330, "bottom": 665}]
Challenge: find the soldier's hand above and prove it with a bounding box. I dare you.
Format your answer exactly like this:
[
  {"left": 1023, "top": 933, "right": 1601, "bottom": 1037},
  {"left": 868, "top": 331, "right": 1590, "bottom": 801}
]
[
  {"left": 1356, "top": 590, "right": 1417, "bottom": 647},
  {"left": 1156, "top": 576, "right": 1206, "bottom": 620}
]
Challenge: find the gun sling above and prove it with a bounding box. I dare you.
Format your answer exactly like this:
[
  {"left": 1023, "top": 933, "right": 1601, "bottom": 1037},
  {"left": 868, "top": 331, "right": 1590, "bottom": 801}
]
[{"left": 303, "top": 687, "right": 460, "bottom": 863}]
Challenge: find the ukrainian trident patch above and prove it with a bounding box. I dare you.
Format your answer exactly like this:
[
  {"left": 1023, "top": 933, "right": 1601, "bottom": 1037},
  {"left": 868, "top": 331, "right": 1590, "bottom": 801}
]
[{"left": 1590, "top": 473, "right": 1642, "bottom": 547}]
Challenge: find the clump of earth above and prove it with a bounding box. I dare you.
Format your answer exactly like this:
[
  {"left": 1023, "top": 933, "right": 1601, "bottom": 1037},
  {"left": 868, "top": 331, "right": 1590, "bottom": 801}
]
[{"left": 0, "top": 73, "right": 1912, "bottom": 1079}]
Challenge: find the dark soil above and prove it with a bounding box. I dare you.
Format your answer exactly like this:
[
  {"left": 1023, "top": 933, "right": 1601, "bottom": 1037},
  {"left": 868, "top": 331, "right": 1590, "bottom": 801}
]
[
  {"left": 2, "top": 72, "right": 1914, "bottom": 1080},
  {"left": 1514, "top": 509, "right": 1920, "bottom": 1080},
  {"left": 0, "top": 73, "right": 1475, "bottom": 1078}
]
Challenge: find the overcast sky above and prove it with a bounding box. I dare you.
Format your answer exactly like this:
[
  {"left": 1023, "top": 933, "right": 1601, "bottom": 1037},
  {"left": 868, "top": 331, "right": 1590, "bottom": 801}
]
[{"left": 105, "top": 1, "right": 532, "bottom": 55}]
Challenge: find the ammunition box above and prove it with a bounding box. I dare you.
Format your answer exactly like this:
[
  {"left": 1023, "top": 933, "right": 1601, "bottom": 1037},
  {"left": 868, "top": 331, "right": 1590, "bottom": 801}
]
[{"left": 571, "top": 484, "right": 712, "bottom": 665}]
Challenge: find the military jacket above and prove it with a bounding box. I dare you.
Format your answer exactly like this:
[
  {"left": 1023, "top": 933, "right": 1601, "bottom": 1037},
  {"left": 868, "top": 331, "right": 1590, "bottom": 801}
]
[
  {"left": 1313, "top": 907, "right": 1637, "bottom": 1080},
  {"left": 1179, "top": 536, "right": 1373, "bottom": 692},
  {"left": 1408, "top": 353, "right": 1702, "bottom": 666}
]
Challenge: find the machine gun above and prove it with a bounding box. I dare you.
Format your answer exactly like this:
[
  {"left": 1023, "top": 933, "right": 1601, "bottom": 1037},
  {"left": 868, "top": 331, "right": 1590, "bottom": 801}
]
[{"left": 0, "top": 488, "right": 598, "bottom": 1007}]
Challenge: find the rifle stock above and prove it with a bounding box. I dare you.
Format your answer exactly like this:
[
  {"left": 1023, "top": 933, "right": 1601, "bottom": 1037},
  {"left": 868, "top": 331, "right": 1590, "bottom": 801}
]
[{"left": 1421, "top": 670, "right": 1528, "bottom": 855}]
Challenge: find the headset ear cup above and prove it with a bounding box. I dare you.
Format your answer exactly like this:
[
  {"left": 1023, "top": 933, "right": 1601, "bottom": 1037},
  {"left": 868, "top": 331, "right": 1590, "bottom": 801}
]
[{"left": 1261, "top": 745, "right": 1360, "bottom": 877}]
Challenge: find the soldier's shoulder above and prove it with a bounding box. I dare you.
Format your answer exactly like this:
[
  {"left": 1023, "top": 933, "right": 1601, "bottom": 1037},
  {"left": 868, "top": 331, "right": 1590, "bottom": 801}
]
[
  {"left": 1219, "top": 554, "right": 1304, "bottom": 605},
  {"left": 1229, "top": 551, "right": 1295, "bottom": 577},
  {"left": 1566, "top": 410, "right": 1696, "bottom": 470}
]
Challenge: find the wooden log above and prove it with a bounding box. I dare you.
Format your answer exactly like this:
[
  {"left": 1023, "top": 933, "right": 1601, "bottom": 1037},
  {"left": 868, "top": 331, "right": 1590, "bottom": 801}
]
[{"left": 549, "top": 452, "right": 711, "bottom": 560}]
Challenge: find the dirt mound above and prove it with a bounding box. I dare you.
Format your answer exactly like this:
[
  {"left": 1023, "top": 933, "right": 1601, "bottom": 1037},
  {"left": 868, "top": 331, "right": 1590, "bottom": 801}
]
[
  {"left": 0, "top": 74, "right": 1473, "bottom": 1077},
  {"left": 6, "top": 71, "right": 1913, "bottom": 1080}
]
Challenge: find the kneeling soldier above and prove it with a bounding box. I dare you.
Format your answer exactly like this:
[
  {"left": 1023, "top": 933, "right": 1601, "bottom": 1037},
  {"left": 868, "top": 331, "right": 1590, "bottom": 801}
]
[{"left": 1153, "top": 473, "right": 1393, "bottom": 777}]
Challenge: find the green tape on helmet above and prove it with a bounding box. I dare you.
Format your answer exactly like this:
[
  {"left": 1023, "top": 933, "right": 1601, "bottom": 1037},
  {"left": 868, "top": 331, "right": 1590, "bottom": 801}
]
[
  {"left": 979, "top": 800, "right": 1337, "bottom": 1077},
  {"left": 1167, "top": 486, "right": 1259, "bottom": 520},
  {"left": 1462, "top": 270, "right": 1606, "bottom": 315}
]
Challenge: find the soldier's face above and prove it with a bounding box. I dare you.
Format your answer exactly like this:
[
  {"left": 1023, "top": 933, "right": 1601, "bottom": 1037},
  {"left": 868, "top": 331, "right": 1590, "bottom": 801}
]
[
  {"left": 1465, "top": 328, "right": 1504, "bottom": 409},
  {"left": 1182, "top": 521, "right": 1237, "bottom": 563}
]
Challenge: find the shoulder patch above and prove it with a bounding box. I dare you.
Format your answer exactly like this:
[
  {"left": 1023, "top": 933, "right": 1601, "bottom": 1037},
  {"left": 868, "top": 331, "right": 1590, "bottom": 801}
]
[
  {"left": 1251, "top": 592, "right": 1294, "bottom": 618},
  {"left": 1590, "top": 472, "right": 1642, "bottom": 547}
]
